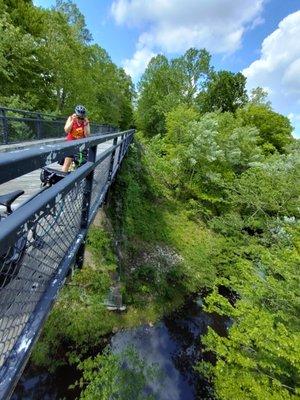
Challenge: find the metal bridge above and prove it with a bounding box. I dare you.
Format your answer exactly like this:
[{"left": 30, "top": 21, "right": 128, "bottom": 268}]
[{"left": 0, "top": 128, "right": 134, "bottom": 399}]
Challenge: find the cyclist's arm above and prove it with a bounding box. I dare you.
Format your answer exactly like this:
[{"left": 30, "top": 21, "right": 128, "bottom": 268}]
[{"left": 64, "top": 115, "right": 74, "bottom": 134}]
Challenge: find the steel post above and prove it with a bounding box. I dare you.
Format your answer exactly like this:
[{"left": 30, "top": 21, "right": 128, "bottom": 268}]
[
  {"left": 117, "top": 133, "right": 125, "bottom": 165},
  {"left": 1, "top": 108, "right": 9, "bottom": 144},
  {"left": 36, "top": 113, "right": 42, "bottom": 140},
  {"left": 107, "top": 137, "right": 118, "bottom": 182},
  {"left": 75, "top": 145, "right": 97, "bottom": 268}
]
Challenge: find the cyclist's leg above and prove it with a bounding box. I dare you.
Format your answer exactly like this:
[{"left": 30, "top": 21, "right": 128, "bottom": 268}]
[{"left": 62, "top": 157, "right": 73, "bottom": 172}]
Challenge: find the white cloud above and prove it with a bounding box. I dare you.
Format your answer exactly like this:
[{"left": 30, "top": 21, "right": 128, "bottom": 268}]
[
  {"left": 123, "top": 47, "right": 156, "bottom": 80},
  {"left": 250, "top": 16, "right": 265, "bottom": 30},
  {"left": 288, "top": 113, "right": 300, "bottom": 122},
  {"left": 243, "top": 11, "right": 300, "bottom": 138},
  {"left": 282, "top": 58, "right": 300, "bottom": 93},
  {"left": 112, "top": 0, "right": 265, "bottom": 80},
  {"left": 112, "top": 0, "right": 264, "bottom": 49}
]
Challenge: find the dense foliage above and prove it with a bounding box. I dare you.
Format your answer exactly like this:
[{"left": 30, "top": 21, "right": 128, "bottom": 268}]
[
  {"left": 199, "top": 70, "right": 248, "bottom": 113},
  {"left": 77, "top": 346, "right": 161, "bottom": 400},
  {"left": 136, "top": 48, "right": 211, "bottom": 136},
  {"left": 70, "top": 64, "right": 297, "bottom": 396},
  {"left": 0, "top": 0, "right": 134, "bottom": 128},
  {"left": 133, "top": 49, "right": 299, "bottom": 399},
  {"left": 136, "top": 48, "right": 293, "bottom": 151}
]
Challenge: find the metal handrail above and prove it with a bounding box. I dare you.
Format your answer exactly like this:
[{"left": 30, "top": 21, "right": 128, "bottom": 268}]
[
  {"left": 0, "top": 106, "right": 65, "bottom": 119},
  {"left": 0, "top": 132, "right": 127, "bottom": 184},
  {"left": 0, "top": 129, "right": 134, "bottom": 399}
]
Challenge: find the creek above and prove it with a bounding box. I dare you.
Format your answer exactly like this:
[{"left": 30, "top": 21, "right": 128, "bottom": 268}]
[{"left": 12, "top": 295, "right": 230, "bottom": 399}]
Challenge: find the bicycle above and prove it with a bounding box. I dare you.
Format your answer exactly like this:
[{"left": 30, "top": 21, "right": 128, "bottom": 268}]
[{"left": 0, "top": 149, "right": 88, "bottom": 288}]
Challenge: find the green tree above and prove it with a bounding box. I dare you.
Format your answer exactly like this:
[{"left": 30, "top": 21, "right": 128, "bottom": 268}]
[
  {"left": 39, "top": 8, "right": 86, "bottom": 112},
  {"left": 0, "top": 7, "right": 51, "bottom": 110},
  {"left": 249, "top": 87, "right": 271, "bottom": 108},
  {"left": 80, "top": 45, "right": 134, "bottom": 126},
  {"left": 2, "top": 0, "right": 44, "bottom": 37},
  {"left": 55, "top": 0, "right": 93, "bottom": 44},
  {"left": 171, "top": 48, "right": 212, "bottom": 104},
  {"left": 237, "top": 104, "right": 293, "bottom": 153},
  {"left": 165, "top": 104, "right": 199, "bottom": 145},
  {"left": 116, "top": 68, "right": 135, "bottom": 129},
  {"left": 198, "top": 70, "right": 248, "bottom": 113},
  {"left": 0, "top": 0, "right": 134, "bottom": 124},
  {"left": 136, "top": 49, "right": 212, "bottom": 136},
  {"left": 136, "top": 54, "right": 183, "bottom": 136},
  {"left": 160, "top": 111, "right": 263, "bottom": 215},
  {"left": 197, "top": 150, "right": 300, "bottom": 400},
  {"left": 200, "top": 224, "right": 300, "bottom": 400}
]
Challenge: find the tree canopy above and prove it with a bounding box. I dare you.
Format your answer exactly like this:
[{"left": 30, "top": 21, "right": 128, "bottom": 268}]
[
  {"left": 135, "top": 50, "right": 294, "bottom": 154},
  {"left": 136, "top": 48, "right": 212, "bottom": 136},
  {"left": 199, "top": 70, "right": 248, "bottom": 113},
  {"left": 237, "top": 104, "right": 293, "bottom": 153},
  {"left": 0, "top": 0, "right": 134, "bottom": 128},
  {"left": 133, "top": 46, "right": 298, "bottom": 400}
]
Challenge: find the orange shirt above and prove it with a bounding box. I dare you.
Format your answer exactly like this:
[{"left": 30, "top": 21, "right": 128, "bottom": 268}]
[{"left": 67, "top": 117, "right": 89, "bottom": 140}]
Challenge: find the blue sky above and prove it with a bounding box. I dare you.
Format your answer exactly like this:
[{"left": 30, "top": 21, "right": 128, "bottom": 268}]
[{"left": 33, "top": 0, "right": 300, "bottom": 137}]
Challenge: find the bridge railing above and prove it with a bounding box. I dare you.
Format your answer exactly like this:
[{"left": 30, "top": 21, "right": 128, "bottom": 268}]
[
  {"left": 0, "top": 106, "right": 118, "bottom": 144},
  {"left": 0, "top": 129, "right": 134, "bottom": 399}
]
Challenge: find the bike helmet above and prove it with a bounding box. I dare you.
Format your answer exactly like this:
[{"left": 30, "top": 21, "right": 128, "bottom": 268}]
[{"left": 75, "top": 105, "right": 86, "bottom": 118}]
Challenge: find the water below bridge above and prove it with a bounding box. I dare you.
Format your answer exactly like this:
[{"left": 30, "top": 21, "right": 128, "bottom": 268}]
[{"left": 12, "top": 295, "right": 230, "bottom": 399}]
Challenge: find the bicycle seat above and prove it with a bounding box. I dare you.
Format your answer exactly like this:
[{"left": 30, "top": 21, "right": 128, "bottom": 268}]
[{"left": 0, "top": 190, "right": 24, "bottom": 208}]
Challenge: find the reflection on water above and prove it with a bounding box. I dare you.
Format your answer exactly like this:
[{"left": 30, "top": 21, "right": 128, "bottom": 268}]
[
  {"left": 112, "top": 297, "right": 229, "bottom": 400},
  {"left": 12, "top": 296, "right": 229, "bottom": 399}
]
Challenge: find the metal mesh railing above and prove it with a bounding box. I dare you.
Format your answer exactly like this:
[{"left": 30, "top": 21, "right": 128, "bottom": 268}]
[
  {"left": 0, "top": 130, "right": 134, "bottom": 398},
  {"left": 5, "top": 118, "right": 37, "bottom": 143},
  {"left": 0, "top": 179, "right": 85, "bottom": 367},
  {"left": 38, "top": 120, "right": 65, "bottom": 139},
  {"left": 0, "top": 106, "right": 118, "bottom": 144}
]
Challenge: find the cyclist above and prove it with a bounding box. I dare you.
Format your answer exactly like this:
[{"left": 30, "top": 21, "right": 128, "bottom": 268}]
[{"left": 62, "top": 105, "right": 90, "bottom": 172}]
